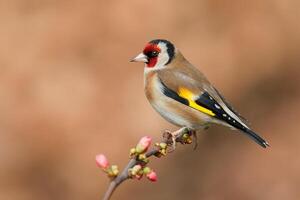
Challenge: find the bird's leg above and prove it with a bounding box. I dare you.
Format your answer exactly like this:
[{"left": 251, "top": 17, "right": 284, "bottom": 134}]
[{"left": 190, "top": 130, "right": 198, "bottom": 150}]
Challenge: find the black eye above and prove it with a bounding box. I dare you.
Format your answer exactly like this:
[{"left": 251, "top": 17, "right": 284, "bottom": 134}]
[{"left": 149, "top": 51, "right": 159, "bottom": 58}]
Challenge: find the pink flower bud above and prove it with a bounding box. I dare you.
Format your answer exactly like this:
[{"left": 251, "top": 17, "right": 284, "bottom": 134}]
[
  {"left": 95, "top": 154, "right": 109, "bottom": 169},
  {"left": 136, "top": 136, "right": 152, "bottom": 154},
  {"left": 146, "top": 171, "right": 157, "bottom": 182}
]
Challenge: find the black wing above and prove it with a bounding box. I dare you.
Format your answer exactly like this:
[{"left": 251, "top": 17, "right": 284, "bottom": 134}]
[{"left": 159, "top": 79, "right": 268, "bottom": 148}]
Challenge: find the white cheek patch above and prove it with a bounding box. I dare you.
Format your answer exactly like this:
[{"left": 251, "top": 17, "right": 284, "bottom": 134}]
[{"left": 155, "top": 43, "right": 170, "bottom": 68}]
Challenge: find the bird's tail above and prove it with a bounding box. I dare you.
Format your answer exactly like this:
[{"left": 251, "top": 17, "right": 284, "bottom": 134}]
[
  {"left": 222, "top": 115, "right": 269, "bottom": 148},
  {"left": 240, "top": 128, "right": 269, "bottom": 148}
]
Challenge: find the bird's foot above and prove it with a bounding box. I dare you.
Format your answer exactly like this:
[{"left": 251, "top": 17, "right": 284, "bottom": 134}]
[{"left": 163, "top": 127, "right": 198, "bottom": 152}]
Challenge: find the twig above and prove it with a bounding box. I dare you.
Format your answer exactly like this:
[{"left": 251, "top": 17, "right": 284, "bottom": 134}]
[{"left": 102, "top": 127, "right": 192, "bottom": 200}]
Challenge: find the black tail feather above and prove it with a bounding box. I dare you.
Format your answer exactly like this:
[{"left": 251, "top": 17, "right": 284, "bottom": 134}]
[{"left": 241, "top": 128, "right": 269, "bottom": 148}]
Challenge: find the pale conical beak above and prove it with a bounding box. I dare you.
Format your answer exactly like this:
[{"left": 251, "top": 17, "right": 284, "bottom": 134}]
[{"left": 130, "top": 53, "right": 148, "bottom": 63}]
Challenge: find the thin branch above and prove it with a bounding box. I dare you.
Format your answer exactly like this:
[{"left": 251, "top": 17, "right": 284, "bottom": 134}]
[{"left": 102, "top": 127, "right": 192, "bottom": 200}]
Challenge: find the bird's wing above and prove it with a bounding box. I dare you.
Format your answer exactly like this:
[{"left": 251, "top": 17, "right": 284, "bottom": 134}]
[
  {"left": 157, "top": 67, "right": 268, "bottom": 148},
  {"left": 157, "top": 67, "right": 248, "bottom": 126},
  {"left": 157, "top": 69, "right": 216, "bottom": 117}
]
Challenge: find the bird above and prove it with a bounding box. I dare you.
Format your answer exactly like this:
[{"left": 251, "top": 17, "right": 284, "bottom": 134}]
[{"left": 130, "top": 39, "right": 269, "bottom": 148}]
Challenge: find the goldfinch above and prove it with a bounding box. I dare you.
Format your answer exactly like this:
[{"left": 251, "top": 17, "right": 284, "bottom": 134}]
[{"left": 131, "top": 39, "right": 269, "bottom": 148}]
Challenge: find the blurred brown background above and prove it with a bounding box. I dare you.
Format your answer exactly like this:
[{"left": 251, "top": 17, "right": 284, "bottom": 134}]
[{"left": 1, "top": 0, "right": 300, "bottom": 200}]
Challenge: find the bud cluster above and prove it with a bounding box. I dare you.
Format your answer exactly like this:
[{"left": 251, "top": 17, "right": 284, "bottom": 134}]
[
  {"left": 182, "top": 133, "right": 193, "bottom": 144},
  {"left": 128, "top": 165, "right": 157, "bottom": 182},
  {"left": 128, "top": 136, "right": 157, "bottom": 181},
  {"left": 95, "top": 154, "right": 119, "bottom": 178},
  {"left": 130, "top": 136, "right": 152, "bottom": 163},
  {"left": 154, "top": 142, "right": 168, "bottom": 157}
]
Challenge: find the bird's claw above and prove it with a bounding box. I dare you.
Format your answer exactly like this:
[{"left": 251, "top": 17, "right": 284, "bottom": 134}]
[{"left": 163, "top": 128, "right": 198, "bottom": 151}]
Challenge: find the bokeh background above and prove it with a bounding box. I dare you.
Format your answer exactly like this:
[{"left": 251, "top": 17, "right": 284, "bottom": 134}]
[{"left": 1, "top": 0, "right": 300, "bottom": 199}]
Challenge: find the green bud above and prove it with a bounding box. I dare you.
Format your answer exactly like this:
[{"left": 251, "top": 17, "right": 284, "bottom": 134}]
[
  {"left": 138, "top": 154, "right": 146, "bottom": 160},
  {"left": 160, "top": 142, "right": 167, "bottom": 149},
  {"left": 129, "top": 148, "right": 136, "bottom": 157},
  {"left": 110, "top": 165, "right": 119, "bottom": 176},
  {"left": 183, "top": 133, "right": 189, "bottom": 139},
  {"left": 131, "top": 165, "right": 142, "bottom": 176},
  {"left": 143, "top": 167, "right": 151, "bottom": 174}
]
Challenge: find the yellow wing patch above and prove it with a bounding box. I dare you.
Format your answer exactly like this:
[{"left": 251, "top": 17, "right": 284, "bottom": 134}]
[{"left": 178, "top": 87, "right": 215, "bottom": 117}]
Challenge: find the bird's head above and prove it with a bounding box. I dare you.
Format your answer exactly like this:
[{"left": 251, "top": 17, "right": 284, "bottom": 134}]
[{"left": 131, "top": 39, "right": 175, "bottom": 69}]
